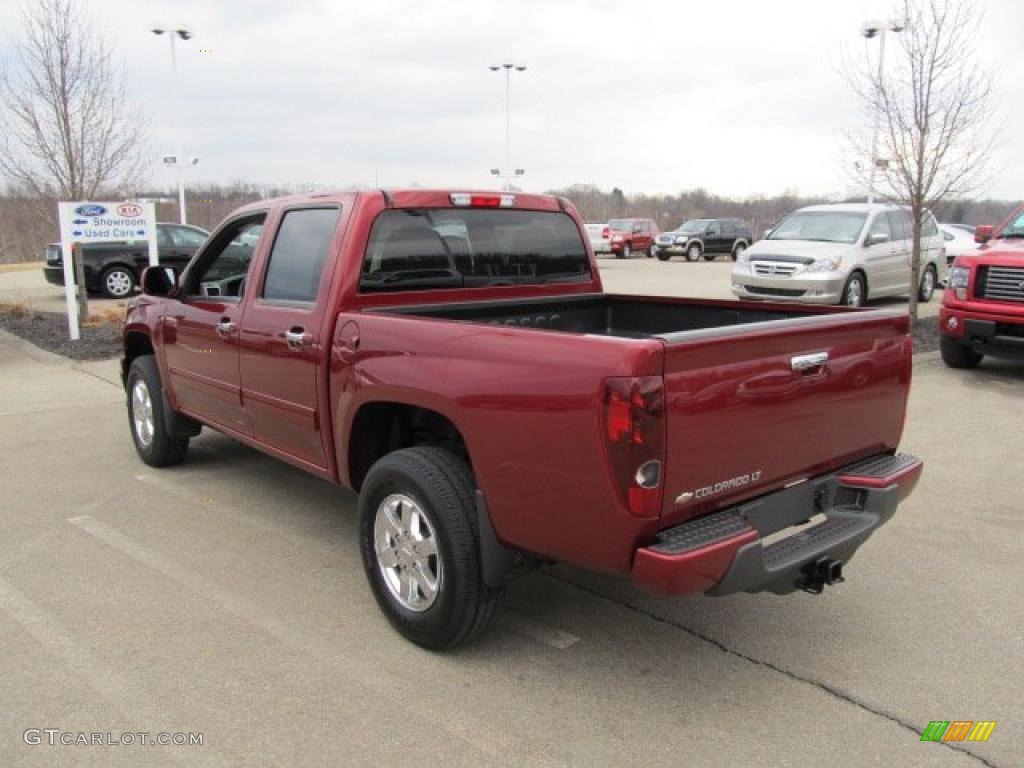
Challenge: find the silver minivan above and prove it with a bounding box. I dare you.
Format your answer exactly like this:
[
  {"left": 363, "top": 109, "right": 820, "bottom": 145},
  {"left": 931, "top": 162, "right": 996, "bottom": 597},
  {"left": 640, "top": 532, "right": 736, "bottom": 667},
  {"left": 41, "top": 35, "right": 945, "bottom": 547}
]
[{"left": 731, "top": 203, "right": 943, "bottom": 307}]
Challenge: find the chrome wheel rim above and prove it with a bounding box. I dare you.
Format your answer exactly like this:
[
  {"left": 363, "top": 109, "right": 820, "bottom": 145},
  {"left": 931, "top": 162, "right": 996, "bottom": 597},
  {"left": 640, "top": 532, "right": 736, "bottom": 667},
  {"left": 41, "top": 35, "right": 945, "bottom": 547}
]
[
  {"left": 921, "top": 269, "right": 935, "bottom": 299},
  {"left": 734, "top": 244, "right": 746, "bottom": 260},
  {"left": 845, "top": 279, "right": 863, "bottom": 306},
  {"left": 106, "top": 270, "right": 132, "bottom": 297},
  {"left": 689, "top": 245, "right": 700, "bottom": 261},
  {"left": 374, "top": 493, "right": 441, "bottom": 612},
  {"left": 131, "top": 379, "right": 155, "bottom": 448},
  {"left": 623, "top": 245, "right": 630, "bottom": 258}
]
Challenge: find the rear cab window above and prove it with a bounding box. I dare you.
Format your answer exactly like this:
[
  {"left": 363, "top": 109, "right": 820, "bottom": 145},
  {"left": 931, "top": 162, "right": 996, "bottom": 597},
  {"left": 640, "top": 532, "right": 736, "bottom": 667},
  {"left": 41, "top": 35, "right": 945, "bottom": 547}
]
[{"left": 360, "top": 208, "right": 591, "bottom": 293}]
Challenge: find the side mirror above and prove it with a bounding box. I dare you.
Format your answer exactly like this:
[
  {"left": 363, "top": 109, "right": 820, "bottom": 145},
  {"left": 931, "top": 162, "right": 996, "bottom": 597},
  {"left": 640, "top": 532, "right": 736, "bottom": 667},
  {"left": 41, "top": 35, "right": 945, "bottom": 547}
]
[
  {"left": 865, "top": 232, "right": 889, "bottom": 246},
  {"left": 142, "top": 265, "right": 178, "bottom": 297},
  {"left": 974, "top": 224, "right": 994, "bottom": 244}
]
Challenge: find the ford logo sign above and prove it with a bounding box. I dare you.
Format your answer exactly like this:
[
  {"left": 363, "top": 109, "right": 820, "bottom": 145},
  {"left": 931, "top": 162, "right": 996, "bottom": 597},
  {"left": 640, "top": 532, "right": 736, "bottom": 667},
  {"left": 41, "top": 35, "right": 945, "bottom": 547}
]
[{"left": 75, "top": 204, "right": 107, "bottom": 217}]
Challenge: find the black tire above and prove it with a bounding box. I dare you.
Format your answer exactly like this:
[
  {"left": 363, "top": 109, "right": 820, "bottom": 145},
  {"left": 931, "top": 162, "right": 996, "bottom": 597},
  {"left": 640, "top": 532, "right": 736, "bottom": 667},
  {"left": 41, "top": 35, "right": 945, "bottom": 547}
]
[
  {"left": 918, "top": 265, "right": 937, "bottom": 303},
  {"left": 940, "top": 335, "right": 983, "bottom": 369},
  {"left": 656, "top": 250, "right": 671, "bottom": 262},
  {"left": 100, "top": 265, "right": 137, "bottom": 299},
  {"left": 841, "top": 272, "right": 867, "bottom": 307},
  {"left": 359, "top": 446, "right": 501, "bottom": 650},
  {"left": 686, "top": 243, "right": 701, "bottom": 262},
  {"left": 732, "top": 242, "right": 747, "bottom": 262},
  {"left": 126, "top": 356, "right": 190, "bottom": 467}
]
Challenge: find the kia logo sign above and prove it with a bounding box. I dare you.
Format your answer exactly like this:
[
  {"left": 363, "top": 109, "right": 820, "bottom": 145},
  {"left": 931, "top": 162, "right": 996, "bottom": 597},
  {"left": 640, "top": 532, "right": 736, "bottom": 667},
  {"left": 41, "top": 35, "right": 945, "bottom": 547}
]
[
  {"left": 74, "top": 204, "right": 107, "bottom": 217},
  {"left": 117, "top": 203, "right": 142, "bottom": 217}
]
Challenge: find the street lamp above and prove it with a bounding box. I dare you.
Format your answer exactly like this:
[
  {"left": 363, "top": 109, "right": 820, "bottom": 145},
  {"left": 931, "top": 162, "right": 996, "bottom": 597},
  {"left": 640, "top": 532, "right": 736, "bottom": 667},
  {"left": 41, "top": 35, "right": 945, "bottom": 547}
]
[
  {"left": 489, "top": 63, "right": 527, "bottom": 191},
  {"left": 151, "top": 23, "right": 193, "bottom": 223},
  {"left": 861, "top": 19, "right": 905, "bottom": 204}
]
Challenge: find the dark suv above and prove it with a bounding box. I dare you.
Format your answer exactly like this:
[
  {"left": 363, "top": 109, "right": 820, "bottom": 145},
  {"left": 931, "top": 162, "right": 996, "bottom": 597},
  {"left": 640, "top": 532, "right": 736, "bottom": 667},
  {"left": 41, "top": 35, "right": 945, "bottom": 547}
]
[{"left": 653, "top": 218, "right": 752, "bottom": 262}]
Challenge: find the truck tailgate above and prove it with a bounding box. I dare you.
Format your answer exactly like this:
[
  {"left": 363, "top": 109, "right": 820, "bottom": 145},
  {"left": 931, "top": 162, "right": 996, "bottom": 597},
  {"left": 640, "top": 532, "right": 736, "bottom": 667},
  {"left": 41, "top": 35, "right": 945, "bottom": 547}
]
[{"left": 659, "top": 309, "right": 911, "bottom": 525}]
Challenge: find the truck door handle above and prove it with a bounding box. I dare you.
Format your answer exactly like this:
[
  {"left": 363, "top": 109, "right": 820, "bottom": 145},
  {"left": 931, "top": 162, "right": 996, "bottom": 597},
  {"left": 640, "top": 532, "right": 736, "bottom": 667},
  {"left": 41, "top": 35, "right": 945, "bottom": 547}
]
[
  {"left": 791, "top": 352, "right": 829, "bottom": 374},
  {"left": 216, "top": 318, "right": 237, "bottom": 336},
  {"left": 284, "top": 327, "right": 310, "bottom": 350}
]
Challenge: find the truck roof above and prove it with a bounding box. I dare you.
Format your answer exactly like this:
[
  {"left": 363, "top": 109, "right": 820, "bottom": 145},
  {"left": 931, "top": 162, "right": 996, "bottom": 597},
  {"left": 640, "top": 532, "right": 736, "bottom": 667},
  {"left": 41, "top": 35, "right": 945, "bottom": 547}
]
[{"left": 231, "top": 189, "right": 568, "bottom": 215}]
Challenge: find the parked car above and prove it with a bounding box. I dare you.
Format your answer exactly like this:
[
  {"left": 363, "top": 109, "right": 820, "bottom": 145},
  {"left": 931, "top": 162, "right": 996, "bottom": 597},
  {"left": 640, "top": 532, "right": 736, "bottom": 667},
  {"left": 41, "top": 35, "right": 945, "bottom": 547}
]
[
  {"left": 653, "top": 218, "right": 752, "bottom": 262},
  {"left": 732, "top": 203, "right": 943, "bottom": 307},
  {"left": 584, "top": 222, "right": 612, "bottom": 254},
  {"left": 43, "top": 223, "right": 211, "bottom": 298},
  {"left": 940, "top": 204, "right": 1024, "bottom": 368},
  {"left": 606, "top": 218, "right": 658, "bottom": 258},
  {"left": 939, "top": 223, "right": 977, "bottom": 269},
  {"left": 122, "top": 188, "right": 922, "bottom": 650}
]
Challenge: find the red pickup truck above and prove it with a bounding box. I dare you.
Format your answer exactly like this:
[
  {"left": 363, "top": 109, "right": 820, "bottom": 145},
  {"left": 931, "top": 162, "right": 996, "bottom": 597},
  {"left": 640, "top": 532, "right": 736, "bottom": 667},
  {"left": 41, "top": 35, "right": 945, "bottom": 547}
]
[
  {"left": 940, "top": 204, "right": 1024, "bottom": 368},
  {"left": 122, "top": 189, "right": 922, "bottom": 649}
]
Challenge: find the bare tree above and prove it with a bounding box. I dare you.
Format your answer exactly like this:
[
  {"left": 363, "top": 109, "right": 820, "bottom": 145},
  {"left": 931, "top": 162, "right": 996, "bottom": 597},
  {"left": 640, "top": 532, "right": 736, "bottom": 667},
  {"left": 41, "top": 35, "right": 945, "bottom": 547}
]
[
  {"left": 0, "top": 0, "right": 148, "bottom": 201},
  {"left": 847, "top": 0, "right": 998, "bottom": 319}
]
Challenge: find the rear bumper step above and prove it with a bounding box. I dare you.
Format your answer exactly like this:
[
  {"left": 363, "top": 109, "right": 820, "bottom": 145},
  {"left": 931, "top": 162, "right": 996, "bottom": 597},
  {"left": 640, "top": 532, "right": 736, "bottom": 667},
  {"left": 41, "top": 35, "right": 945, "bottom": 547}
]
[{"left": 631, "top": 453, "right": 922, "bottom": 596}]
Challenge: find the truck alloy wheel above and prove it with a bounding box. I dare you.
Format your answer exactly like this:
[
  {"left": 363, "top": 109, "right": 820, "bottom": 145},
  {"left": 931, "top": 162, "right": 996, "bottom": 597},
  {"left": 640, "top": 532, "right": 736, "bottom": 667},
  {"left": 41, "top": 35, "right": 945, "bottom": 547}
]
[
  {"left": 359, "top": 446, "right": 500, "bottom": 650},
  {"left": 373, "top": 493, "right": 442, "bottom": 611},
  {"left": 102, "top": 266, "right": 136, "bottom": 298},
  {"left": 126, "top": 356, "right": 190, "bottom": 467},
  {"left": 686, "top": 244, "right": 701, "bottom": 262},
  {"left": 732, "top": 243, "right": 746, "bottom": 262},
  {"left": 622, "top": 244, "right": 631, "bottom": 259}
]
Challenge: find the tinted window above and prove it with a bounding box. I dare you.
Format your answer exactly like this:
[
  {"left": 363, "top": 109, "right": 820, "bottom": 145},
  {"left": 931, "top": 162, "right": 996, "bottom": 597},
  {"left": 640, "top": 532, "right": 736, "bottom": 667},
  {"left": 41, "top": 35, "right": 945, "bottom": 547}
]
[
  {"left": 262, "top": 208, "right": 340, "bottom": 302},
  {"left": 190, "top": 216, "right": 266, "bottom": 299},
  {"left": 361, "top": 209, "right": 590, "bottom": 293}
]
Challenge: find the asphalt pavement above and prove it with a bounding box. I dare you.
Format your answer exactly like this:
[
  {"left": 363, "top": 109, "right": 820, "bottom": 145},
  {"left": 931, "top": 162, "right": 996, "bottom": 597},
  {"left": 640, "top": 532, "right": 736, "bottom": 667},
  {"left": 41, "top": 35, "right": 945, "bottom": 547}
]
[{"left": 0, "top": 258, "right": 1017, "bottom": 767}]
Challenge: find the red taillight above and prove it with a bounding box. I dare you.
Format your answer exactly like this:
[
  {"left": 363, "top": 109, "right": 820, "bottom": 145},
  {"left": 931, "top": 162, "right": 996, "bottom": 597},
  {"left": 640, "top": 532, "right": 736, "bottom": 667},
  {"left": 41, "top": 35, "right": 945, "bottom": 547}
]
[
  {"left": 449, "top": 193, "right": 515, "bottom": 208},
  {"left": 602, "top": 226, "right": 610, "bottom": 239},
  {"left": 602, "top": 376, "right": 665, "bottom": 518}
]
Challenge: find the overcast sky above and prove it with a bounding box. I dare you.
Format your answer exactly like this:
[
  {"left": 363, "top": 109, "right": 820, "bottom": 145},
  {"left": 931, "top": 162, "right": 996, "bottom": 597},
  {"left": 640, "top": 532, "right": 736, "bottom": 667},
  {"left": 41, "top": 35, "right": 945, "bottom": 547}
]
[{"left": 2, "top": 0, "right": 1022, "bottom": 199}]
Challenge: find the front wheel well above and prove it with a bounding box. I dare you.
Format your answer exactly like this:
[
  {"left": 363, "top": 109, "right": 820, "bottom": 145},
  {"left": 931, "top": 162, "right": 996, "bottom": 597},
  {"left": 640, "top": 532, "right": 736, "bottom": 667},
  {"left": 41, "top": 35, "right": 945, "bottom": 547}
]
[
  {"left": 348, "top": 403, "right": 469, "bottom": 491},
  {"left": 122, "top": 331, "right": 154, "bottom": 385}
]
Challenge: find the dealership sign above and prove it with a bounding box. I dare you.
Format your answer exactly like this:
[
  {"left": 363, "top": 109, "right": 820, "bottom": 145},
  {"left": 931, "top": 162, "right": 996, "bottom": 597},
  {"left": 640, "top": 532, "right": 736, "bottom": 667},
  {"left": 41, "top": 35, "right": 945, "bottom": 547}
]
[{"left": 57, "top": 201, "right": 158, "bottom": 340}]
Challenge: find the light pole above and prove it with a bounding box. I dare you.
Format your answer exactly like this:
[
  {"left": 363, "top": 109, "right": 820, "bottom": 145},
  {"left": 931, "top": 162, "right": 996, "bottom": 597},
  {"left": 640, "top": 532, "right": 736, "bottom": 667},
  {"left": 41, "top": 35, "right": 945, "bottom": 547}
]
[
  {"left": 861, "top": 19, "right": 905, "bottom": 204},
  {"left": 151, "top": 23, "right": 193, "bottom": 223},
  {"left": 489, "top": 63, "right": 526, "bottom": 190}
]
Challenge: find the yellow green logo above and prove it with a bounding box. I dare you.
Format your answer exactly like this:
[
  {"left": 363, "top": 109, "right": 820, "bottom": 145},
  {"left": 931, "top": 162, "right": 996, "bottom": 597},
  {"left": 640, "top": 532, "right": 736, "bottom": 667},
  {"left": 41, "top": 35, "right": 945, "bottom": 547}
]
[{"left": 921, "top": 721, "right": 996, "bottom": 742}]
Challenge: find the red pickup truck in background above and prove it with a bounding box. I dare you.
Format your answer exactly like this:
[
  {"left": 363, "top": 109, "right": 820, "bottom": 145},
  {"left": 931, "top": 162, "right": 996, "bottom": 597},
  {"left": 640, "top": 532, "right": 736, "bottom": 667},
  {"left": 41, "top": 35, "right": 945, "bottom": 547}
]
[
  {"left": 122, "top": 189, "right": 922, "bottom": 649},
  {"left": 940, "top": 204, "right": 1024, "bottom": 368}
]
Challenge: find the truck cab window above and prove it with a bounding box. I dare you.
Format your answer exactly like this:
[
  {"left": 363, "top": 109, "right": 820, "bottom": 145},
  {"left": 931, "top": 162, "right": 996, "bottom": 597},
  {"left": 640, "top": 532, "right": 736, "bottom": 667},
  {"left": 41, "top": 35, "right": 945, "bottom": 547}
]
[
  {"left": 261, "top": 208, "right": 340, "bottom": 303},
  {"left": 188, "top": 216, "right": 266, "bottom": 299},
  {"left": 361, "top": 209, "right": 590, "bottom": 293}
]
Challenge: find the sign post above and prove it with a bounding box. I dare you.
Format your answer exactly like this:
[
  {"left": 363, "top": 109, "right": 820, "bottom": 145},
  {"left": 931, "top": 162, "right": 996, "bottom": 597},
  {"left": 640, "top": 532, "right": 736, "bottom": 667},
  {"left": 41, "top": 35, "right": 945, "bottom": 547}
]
[{"left": 56, "top": 201, "right": 157, "bottom": 340}]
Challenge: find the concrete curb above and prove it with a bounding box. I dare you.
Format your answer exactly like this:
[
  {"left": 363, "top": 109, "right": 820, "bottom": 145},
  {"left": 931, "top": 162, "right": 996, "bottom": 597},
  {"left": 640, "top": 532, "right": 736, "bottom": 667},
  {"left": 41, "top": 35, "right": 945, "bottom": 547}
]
[
  {"left": 0, "top": 327, "right": 68, "bottom": 366},
  {"left": 0, "top": 262, "right": 43, "bottom": 274}
]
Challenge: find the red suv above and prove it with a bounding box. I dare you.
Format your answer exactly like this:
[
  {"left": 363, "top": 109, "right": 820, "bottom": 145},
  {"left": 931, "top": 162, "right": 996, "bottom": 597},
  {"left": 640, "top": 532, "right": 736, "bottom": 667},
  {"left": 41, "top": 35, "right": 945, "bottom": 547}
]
[
  {"left": 940, "top": 204, "right": 1024, "bottom": 368},
  {"left": 607, "top": 218, "right": 659, "bottom": 258}
]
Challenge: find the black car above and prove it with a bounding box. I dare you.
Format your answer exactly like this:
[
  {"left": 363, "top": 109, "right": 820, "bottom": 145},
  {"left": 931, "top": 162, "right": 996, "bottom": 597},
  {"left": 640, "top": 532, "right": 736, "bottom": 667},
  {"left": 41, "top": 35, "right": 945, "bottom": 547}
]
[
  {"left": 652, "top": 218, "right": 752, "bottom": 262},
  {"left": 43, "top": 223, "right": 210, "bottom": 298}
]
